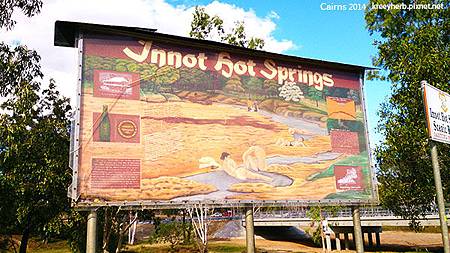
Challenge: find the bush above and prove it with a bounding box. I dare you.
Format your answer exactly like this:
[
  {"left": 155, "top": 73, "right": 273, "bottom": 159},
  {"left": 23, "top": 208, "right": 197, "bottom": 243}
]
[{"left": 152, "top": 221, "right": 184, "bottom": 251}]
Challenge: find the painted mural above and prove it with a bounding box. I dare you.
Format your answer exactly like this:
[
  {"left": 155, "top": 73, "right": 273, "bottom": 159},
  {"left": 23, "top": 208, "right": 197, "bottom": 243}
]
[{"left": 75, "top": 34, "right": 376, "bottom": 204}]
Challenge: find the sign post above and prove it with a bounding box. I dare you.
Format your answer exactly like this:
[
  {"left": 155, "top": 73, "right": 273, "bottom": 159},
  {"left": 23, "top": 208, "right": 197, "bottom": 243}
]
[
  {"left": 430, "top": 141, "right": 450, "bottom": 253},
  {"left": 352, "top": 206, "right": 364, "bottom": 253},
  {"left": 245, "top": 207, "right": 256, "bottom": 253},
  {"left": 86, "top": 210, "right": 97, "bottom": 253},
  {"left": 422, "top": 81, "right": 450, "bottom": 253}
]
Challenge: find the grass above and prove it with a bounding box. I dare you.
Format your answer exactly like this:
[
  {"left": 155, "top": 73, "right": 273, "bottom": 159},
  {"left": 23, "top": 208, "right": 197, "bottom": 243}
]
[
  {"left": 27, "top": 240, "right": 71, "bottom": 253},
  {"left": 383, "top": 225, "right": 443, "bottom": 233},
  {"left": 208, "top": 243, "right": 246, "bottom": 253},
  {"left": 123, "top": 242, "right": 246, "bottom": 253},
  {"left": 4, "top": 236, "right": 444, "bottom": 253}
]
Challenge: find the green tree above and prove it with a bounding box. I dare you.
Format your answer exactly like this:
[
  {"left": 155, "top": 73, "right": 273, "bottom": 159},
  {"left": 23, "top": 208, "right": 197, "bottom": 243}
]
[
  {"left": 190, "top": 6, "right": 225, "bottom": 41},
  {"left": 153, "top": 65, "right": 180, "bottom": 93},
  {"left": 178, "top": 67, "right": 212, "bottom": 91},
  {"left": 263, "top": 79, "right": 279, "bottom": 97},
  {"left": 0, "top": 0, "right": 43, "bottom": 30},
  {"left": 307, "top": 86, "right": 322, "bottom": 107},
  {"left": 366, "top": 0, "right": 450, "bottom": 227},
  {"left": 244, "top": 76, "right": 263, "bottom": 94},
  {"left": 224, "top": 75, "right": 245, "bottom": 93},
  {"left": 189, "top": 6, "right": 265, "bottom": 50},
  {"left": 0, "top": 2, "right": 74, "bottom": 252},
  {"left": 153, "top": 222, "right": 184, "bottom": 252},
  {"left": 305, "top": 206, "right": 341, "bottom": 246}
]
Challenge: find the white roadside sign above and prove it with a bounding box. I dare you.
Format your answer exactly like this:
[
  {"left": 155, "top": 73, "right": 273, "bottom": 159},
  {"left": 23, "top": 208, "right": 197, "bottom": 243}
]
[{"left": 423, "top": 83, "right": 450, "bottom": 144}]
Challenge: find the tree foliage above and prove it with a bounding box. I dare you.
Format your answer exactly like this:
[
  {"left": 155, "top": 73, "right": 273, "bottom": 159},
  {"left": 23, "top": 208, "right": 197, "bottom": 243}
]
[
  {"left": 0, "top": 45, "right": 72, "bottom": 252},
  {"left": 0, "top": 2, "right": 74, "bottom": 252},
  {"left": 0, "top": 0, "right": 43, "bottom": 30},
  {"left": 365, "top": 0, "right": 450, "bottom": 227},
  {"left": 152, "top": 222, "right": 184, "bottom": 251},
  {"left": 190, "top": 6, "right": 225, "bottom": 41},
  {"left": 189, "top": 6, "right": 265, "bottom": 50}
]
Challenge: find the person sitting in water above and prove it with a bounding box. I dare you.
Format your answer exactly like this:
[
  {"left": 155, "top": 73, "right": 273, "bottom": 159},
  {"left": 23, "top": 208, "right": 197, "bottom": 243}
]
[
  {"left": 276, "top": 128, "right": 308, "bottom": 147},
  {"left": 242, "top": 145, "right": 267, "bottom": 171},
  {"left": 288, "top": 128, "right": 307, "bottom": 147},
  {"left": 220, "top": 151, "right": 271, "bottom": 182}
]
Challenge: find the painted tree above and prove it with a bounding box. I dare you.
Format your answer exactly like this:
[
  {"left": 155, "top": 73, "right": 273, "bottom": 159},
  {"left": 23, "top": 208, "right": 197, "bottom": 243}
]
[
  {"left": 189, "top": 6, "right": 265, "bottom": 50},
  {"left": 223, "top": 75, "right": 245, "bottom": 93},
  {"left": 244, "top": 76, "right": 263, "bottom": 94},
  {"left": 178, "top": 67, "right": 213, "bottom": 91},
  {"left": 366, "top": 0, "right": 450, "bottom": 227},
  {"left": 138, "top": 62, "right": 158, "bottom": 92},
  {"left": 263, "top": 79, "right": 279, "bottom": 98},
  {"left": 153, "top": 65, "right": 180, "bottom": 93},
  {"left": 278, "top": 81, "right": 304, "bottom": 102},
  {"left": 306, "top": 86, "right": 322, "bottom": 107}
]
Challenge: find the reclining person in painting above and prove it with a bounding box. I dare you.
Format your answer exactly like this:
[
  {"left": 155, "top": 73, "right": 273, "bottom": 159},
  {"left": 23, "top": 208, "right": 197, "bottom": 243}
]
[
  {"left": 199, "top": 146, "right": 271, "bottom": 182},
  {"left": 220, "top": 152, "right": 272, "bottom": 182}
]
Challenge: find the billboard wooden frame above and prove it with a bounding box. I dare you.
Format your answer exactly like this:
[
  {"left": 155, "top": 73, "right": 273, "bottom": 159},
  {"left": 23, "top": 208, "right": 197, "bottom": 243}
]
[{"left": 56, "top": 21, "right": 379, "bottom": 209}]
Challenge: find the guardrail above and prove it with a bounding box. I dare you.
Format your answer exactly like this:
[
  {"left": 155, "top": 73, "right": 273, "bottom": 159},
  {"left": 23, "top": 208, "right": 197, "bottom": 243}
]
[{"left": 253, "top": 207, "right": 450, "bottom": 220}]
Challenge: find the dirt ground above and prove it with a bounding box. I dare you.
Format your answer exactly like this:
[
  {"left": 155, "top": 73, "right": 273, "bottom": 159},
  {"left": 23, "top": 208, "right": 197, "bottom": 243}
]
[
  {"left": 5, "top": 230, "right": 447, "bottom": 252},
  {"left": 218, "top": 231, "right": 448, "bottom": 252}
]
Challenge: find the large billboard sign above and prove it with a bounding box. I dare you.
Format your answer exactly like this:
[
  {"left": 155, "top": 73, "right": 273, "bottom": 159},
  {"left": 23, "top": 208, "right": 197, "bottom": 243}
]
[
  {"left": 423, "top": 83, "right": 450, "bottom": 144},
  {"left": 71, "top": 31, "right": 376, "bottom": 206}
]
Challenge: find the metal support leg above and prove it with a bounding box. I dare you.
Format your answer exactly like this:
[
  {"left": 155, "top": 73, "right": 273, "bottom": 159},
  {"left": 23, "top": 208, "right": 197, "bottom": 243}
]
[
  {"left": 86, "top": 210, "right": 97, "bottom": 253},
  {"left": 352, "top": 207, "right": 364, "bottom": 253},
  {"left": 326, "top": 234, "right": 332, "bottom": 252},
  {"left": 245, "top": 207, "right": 255, "bottom": 253},
  {"left": 336, "top": 233, "right": 341, "bottom": 251},
  {"left": 375, "top": 232, "right": 381, "bottom": 248},
  {"left": 344, "top": 233, "right": 349, "bottom": 250}
]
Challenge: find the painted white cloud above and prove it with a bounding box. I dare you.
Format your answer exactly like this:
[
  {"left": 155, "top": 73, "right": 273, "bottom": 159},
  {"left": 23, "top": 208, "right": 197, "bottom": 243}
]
[{"left": 0, "top": 0, "right": 295, "bottom": 105}]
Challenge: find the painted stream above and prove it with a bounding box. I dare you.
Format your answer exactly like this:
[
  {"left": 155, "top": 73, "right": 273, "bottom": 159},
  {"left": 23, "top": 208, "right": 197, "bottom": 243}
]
[{"left": 174, "top": 107, "right": 340, "bottom": 201}]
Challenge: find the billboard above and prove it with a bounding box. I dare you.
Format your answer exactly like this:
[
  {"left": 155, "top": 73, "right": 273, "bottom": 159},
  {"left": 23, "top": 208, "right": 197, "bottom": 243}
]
[
  {"left": 423, "top": 83, "right": 450, "bottom": 144},
  {"left": 71, "top": 32, "right": 376, "bottom": 206}
]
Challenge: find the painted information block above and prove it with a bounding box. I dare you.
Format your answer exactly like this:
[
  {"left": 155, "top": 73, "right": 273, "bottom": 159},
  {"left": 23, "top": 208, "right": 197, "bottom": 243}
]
[
  {"left": 334, "top": 165, "right": 363, "bottom": 191},
  {"left": 423, "top": 83, "right": 450, "bottom": 144},
  {"left": 71, "top": 32, "right": 376, "bottom": 205},
  {"left": 91, "top": 158, "right": 140, "bottom": 189}
]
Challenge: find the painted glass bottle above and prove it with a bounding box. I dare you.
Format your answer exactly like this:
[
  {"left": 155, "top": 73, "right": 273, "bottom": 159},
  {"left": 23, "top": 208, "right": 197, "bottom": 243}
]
[{"left": 99, "top": 105, "right": 111, "bottom": 142}]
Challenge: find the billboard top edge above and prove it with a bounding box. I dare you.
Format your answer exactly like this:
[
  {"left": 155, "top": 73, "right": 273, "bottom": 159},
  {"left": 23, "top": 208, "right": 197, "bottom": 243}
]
[{"left": 54, "top": 20, "right": 374, "bottom": 74}]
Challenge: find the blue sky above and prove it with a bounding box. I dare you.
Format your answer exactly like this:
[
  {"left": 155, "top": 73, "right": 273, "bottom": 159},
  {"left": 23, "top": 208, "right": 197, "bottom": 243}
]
[{"left": 177, "top": 0, "right": 392, "bottom": 147}]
